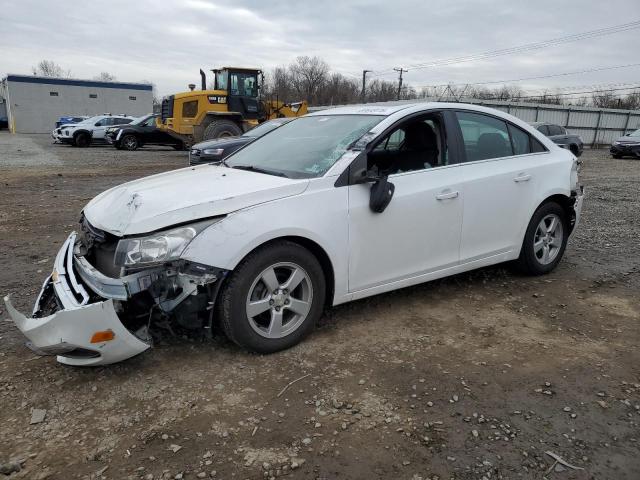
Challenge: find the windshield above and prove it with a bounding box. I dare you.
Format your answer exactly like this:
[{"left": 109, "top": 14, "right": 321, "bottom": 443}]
[
  {"left": 131, "top": 115, "right": 153, "bottom": 126},
  {"left": 225, "top": 115, "right": 384, "bottom": 178},
  {"left": 243, "top": 119, "right": 290, "bottom": 138},
  {"left": 629, "top": 128, "right": 640, "bottom": 137}
]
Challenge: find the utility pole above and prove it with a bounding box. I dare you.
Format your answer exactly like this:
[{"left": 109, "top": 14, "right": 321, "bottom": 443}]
[
  {"left": 394, "top": 67, "right": 408, "bottom": 100},
  {"left": 361, "top": 70, "right": 371, "bottom": 103}
]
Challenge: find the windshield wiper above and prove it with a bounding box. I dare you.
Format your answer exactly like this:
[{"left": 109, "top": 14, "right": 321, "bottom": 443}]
[{"left": 230, "top": 165, "right": 288, "bottom": 178}]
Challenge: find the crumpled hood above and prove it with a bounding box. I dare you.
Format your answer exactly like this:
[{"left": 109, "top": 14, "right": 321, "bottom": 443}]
[{"left": 84, "top": 165, "right": 309, "bottom": 236}]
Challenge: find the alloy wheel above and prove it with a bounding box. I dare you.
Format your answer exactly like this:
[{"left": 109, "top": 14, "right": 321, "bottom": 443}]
[
  {"left": 245, "top": 262, "right": 313, "bottom": 339},
  {"left": 533, "top": 213, "right": 564, "bottom": 265}
]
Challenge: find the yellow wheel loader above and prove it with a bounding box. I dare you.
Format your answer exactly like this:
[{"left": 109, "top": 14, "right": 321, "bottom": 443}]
[{"left": 159, "top": 67, "right": 307, "bottom": 146}]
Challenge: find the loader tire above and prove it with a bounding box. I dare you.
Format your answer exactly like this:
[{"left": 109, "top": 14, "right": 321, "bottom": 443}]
[{"left": 203, "top": 120, "right": 242, "bottom": 141}]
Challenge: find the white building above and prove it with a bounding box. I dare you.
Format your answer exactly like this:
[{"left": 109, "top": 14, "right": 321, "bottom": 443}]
[{"left": 0, "top": 74, "right": 153, "bottom": 133}]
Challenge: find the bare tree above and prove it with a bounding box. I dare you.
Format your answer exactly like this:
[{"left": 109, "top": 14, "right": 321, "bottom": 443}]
[
  {"left": 32, "top": 60, "right": 71, "bottom": 78},
  {"left": 288, "top": 56, "right": 329, "bottom": 104},
  {"left": 94, "top": 72, "right": 117, "bottom": 82}
]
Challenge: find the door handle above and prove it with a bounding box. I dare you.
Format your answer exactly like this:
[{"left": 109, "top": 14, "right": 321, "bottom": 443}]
[
  {"left": 514, "top": 174, "right": 531, "bottom": 182},
  {"left": 436, "top": 190, "right": 459, "bottom": 200}
]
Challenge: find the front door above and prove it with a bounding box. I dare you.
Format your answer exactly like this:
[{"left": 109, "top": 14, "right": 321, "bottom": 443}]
[{"left": 347, "top": 112, "right": 463, "bottom": 293}]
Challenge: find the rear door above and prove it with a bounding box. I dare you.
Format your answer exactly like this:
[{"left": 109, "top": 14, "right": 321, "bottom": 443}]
[{"left": 453, "top": 111, "right": 547, "bottom": 263}]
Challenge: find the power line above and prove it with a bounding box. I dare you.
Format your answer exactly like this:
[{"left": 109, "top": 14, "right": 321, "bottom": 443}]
[
  {"left": 412, "top": 62, "right": 640, "bottom": 89},
  {"left": 370, "top": 20, "right": 640, "bottom": 77}
]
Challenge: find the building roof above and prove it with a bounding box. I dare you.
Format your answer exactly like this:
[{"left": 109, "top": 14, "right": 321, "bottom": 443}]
[{"left": 3, "top": 74, "right": 153, "bottom": 91}]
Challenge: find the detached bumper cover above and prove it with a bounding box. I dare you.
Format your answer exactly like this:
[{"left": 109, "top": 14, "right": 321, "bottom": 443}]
[
  {"left": 4, "top": 296, "right": 150, "bottom": 366},
  {"left": 3, "top": 232, "right": 150, "bottom": 366}
]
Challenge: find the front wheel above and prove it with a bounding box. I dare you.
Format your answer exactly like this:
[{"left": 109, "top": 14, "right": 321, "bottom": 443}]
[
  {"left": 74, "top": 132, "right": 90, "bottom": 148},
  {"left": 218, "top": 241, "right": 326, "bottom": 353},
  {"left": 121, "top": 134, "right": 139, "bottom": 151},
  {"left": 203, "top": 120, "right": 242, "bottom": 141},
  {"left": 516, "top": 202, "right": 568, "bottom": 275}
]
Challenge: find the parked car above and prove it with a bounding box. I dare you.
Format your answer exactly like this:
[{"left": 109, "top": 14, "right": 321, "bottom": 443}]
[
  {"left": 610, "top": 128, "right": 640, "bottom": 159},
  {"left": 530, "top": 122, "right": 583, "bottom": 157},
  {"left": 4, "top": 103, "right": 584, "bottom": 366},
  {"left": 105, "top": 114, "right": 185, "bottom": 151},
  {"left": 55, "top": 115, "right": 88, "bottom": 129},
  {"left": 189, "top": 118, "right": 293, "bottom": 165},
  {"left": 54, "top": 115, "right": 136, "bottom": 147}
]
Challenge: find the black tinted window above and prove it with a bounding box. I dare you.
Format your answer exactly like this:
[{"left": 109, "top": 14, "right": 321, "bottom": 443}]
[
  {"left": 456, "top": 112, "right": 513, "bottom": 161},
  {"left": 536, "top": 125, "right": 549, "bottom": 135},
  {"left": 531, "top": 137, "right": 547, "bottom": 153},
  {"left": 508, "top": 124, "right": 531, "bottom": 155},
  {"left": 548, "top": 125, "right": 564, "bottom": 136}
]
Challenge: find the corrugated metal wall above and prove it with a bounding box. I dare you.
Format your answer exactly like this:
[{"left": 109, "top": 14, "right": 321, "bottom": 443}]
[{"left": 312, "top": 97, "right": 640, "bottom": 147}]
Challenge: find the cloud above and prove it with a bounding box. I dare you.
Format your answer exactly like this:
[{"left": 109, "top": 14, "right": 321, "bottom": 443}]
[{"left": 0, "top": 0, "right": 639, "bottom": 97}]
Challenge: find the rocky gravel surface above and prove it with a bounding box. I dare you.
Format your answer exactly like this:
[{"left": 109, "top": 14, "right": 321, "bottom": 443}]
[{"left": 0, "top": 134, "right": 639, "bottom": 479}]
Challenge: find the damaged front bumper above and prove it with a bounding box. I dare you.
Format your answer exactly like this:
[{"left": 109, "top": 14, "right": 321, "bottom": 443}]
[
  {"left": 4, "top": 233, "right": 151, "bottom": 366},
  {"left": 4, "top": 232, "right": 222, "bottom": 366}
]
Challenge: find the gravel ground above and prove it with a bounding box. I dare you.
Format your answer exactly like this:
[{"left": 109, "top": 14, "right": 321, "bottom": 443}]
[{"left": 0, "top": 133, "right": 639, "bottom": 480}]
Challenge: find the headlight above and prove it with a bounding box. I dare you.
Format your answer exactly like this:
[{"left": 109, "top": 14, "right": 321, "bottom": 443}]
[
  {"left": 202, "top": 148, "right": 224, "bottom": 156},
  {"left": 114, "top": 219, "right": 222, "bottom": 267}
]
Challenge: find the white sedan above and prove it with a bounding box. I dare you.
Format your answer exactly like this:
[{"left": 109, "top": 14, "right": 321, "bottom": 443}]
[{"left": 4, "top": 103, "right": 584, "bottom": 366}]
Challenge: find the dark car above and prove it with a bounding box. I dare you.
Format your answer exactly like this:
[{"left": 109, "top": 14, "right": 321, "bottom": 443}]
[
  {"left": 189, "top": 118, "right": 293, "bottom": 165},
  {"left": 531, "top": 122, "right": 583, "bottom": 157},
  {"left": 610, "top": 128, "right": 640, "bottom": 159},
  {"left": 106, "top": 114, "right": 184, "bottom": 151}
]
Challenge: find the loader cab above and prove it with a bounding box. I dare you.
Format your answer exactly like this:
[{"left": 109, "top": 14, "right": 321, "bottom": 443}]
[{"left": 214, "top": 68, "right": 263, "bottom": 121}]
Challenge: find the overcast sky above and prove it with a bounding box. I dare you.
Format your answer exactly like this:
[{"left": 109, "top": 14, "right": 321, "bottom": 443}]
[{"left": 1, "top": 0, "right": 639, "bottom": 97}]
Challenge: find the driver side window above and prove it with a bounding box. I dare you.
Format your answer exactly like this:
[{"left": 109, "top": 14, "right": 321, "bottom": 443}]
[{"left": 368, "top": 113, "right": 447, "bottom": 175}]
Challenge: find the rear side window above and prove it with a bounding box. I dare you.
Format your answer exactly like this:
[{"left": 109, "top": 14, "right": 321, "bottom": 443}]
[
  {"left": 182, "top": 101, "right": 198, "bottom": 118},
  {"left": 117, "top": 118, "right": 132, "bottom": 124},
  {"left": 455, "top": 111, "right": 513, "bottom": 161},
  {"left": 508, "top": 124, "right": 531, "bottom": 155},
  {"left": 537, "top": 125, "right": 550, "bottom": 135},
  {"left": 508, "top": 124, "right": 548, "bottom": 155},
  {"left": 548, "top": 124, "right": 564, "bottom": 136}
]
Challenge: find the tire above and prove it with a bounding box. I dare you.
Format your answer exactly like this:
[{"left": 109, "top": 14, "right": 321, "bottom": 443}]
[
  {"left": 121, "top": 134, "right": 139, "bottom": 151},
  {"left": 74, "top": 132, "right": 90, "bottom": 148},
  {"left": 172, "top": 143, "right": 186, "bottom": 151},
  {"left": 203, "top": 120, "right": 242, "bottom": 141},
  {"left": 218, "top": 241, "right": 326, "bottom": 353},
  {"left": 516, "top": 202, "right": 568, "bottom": 275}
]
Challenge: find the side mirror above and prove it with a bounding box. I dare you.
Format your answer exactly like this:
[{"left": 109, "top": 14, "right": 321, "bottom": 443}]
[{"left": 369, "top": 175, "right": 395, "bottom": 213}]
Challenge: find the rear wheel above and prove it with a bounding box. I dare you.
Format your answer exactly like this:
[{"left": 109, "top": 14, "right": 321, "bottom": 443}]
[
  {"left": 121, "top": 134, "right": 139, "bottom": 151},
  {"left": 219, "top": 241, "right": 325, "bottom": 353},
  {"left": 74, "top": 132, "right": 90, "bottom": 148},
  {"left": 569, "top": 144, "right": 580, "bottom": 156},
  {"left": 516, "top": 202, "right": 568, "bottom": 275},
  {"left": 203, "top": 120, "right": 242, "bottom": 141}
]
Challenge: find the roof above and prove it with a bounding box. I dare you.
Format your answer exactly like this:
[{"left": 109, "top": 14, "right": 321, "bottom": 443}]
[
  {"left": 3, "top": 74, "right": 153, "bottom": 91},
  {"left": 307, "top": 103, "right": 416, "bottom": 116}
]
